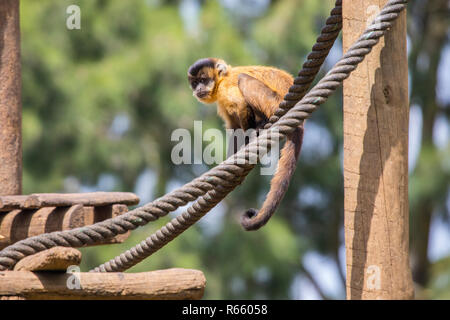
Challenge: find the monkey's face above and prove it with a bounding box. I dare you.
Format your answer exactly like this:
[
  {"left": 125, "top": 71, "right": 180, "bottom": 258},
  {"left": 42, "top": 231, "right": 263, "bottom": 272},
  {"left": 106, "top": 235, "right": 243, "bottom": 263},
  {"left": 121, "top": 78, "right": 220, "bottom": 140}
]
[
  {"left": 188, "top": 58, "right": 228, "bottom": 104},
  {"left": 188, "top": 71, "right": 217, "bottom": 103}
]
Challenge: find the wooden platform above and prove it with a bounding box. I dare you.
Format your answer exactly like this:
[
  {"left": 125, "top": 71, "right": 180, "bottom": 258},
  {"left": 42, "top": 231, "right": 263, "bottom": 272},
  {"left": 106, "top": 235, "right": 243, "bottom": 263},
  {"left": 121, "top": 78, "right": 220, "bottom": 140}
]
[{"left": 0, "top": 192, "right": 140, "bottom": 249}]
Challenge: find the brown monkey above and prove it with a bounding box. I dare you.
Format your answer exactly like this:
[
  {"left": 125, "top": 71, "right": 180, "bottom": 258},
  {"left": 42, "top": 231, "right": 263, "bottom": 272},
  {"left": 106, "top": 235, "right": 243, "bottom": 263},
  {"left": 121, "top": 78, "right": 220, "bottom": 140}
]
[{"left": 188, "top": 58, "right": 303, "bottom": 231}]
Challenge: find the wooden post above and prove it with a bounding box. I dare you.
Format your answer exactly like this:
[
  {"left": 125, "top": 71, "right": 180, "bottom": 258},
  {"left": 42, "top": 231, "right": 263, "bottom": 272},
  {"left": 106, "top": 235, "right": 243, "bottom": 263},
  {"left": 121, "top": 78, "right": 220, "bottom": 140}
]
[
  {"left": 342, "top": 1, "right": 414, "bottom": 299},
  {"left": 0, "top": 0, "right": 22, "bottom": 195}
]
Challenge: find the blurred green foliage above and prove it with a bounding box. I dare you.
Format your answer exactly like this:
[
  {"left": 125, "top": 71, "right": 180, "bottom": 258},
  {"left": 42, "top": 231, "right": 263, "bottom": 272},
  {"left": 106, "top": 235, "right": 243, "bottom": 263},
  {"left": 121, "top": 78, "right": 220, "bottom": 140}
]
[{"left": 19, "top": 0, "right": 449, "bottom": 299}]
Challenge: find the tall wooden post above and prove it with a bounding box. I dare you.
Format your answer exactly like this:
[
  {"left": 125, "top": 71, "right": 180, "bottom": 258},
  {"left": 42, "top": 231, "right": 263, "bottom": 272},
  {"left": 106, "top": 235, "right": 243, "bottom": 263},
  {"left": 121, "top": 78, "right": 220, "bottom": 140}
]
[
  {"left": 342, "top": 1, "right": 414, "bottom": 299},
  {"left": 0, "top": 0, "right": 22, "bottom": 195}
]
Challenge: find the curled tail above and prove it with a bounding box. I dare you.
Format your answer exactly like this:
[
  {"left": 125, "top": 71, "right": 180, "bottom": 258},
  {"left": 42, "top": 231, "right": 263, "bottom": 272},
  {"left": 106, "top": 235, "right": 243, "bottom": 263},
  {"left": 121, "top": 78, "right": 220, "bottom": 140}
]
[{"left": 241, "top": 126, "right": 304, "bottom": 231}]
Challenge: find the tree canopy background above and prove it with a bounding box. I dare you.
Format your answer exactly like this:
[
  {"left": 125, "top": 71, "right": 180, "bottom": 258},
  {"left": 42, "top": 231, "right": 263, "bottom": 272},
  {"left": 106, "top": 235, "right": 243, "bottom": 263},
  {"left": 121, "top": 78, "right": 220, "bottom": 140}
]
[{"left": 19, "top": 0, "right": 450, "bottom": 299}]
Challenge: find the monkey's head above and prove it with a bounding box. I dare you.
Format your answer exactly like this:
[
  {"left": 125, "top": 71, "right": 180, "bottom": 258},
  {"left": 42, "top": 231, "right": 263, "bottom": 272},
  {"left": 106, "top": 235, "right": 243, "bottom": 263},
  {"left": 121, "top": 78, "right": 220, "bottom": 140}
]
[{"left": 188, "top": 58, "right": 228, "bottom": 104}]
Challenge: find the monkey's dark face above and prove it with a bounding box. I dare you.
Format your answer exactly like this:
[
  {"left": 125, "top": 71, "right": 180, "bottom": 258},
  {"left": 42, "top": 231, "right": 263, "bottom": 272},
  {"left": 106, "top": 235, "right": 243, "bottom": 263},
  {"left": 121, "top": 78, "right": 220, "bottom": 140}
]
[
  {"left": 188, "top": 58, "right": 228, "bottom": 104},
  {"left": 188, "top": 69, "right": 216, "bottom": 103}
]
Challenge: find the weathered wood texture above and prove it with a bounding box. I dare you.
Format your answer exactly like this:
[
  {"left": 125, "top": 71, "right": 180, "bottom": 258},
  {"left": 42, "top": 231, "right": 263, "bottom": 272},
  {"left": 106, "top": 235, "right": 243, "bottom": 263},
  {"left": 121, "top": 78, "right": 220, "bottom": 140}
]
[
  {"left": 0, "top": 204, "right": 130, "bottom": 249},
  {"left": 0, "top": 295, "right": 25, "bottom": 300},
  {"left": 0, "top": 0, "right": 22, "bottom": 195},
  {"left": 0, "top": 268, "right": 206, "bottom": 300},
  {"left": 0, "top": 195, "right": 26, "bottom": 211},
  {"left": 0, "top": 192, "right": 139, "bottom": 211},
  {"left": 89, "top": 204, "right": 130, "bottom": 244},
  {"left": 343, "top": 1, "right": 414, "bottom": 299},
  {"left": 14, "top": 247, "right": 82, "bottom": 271}
]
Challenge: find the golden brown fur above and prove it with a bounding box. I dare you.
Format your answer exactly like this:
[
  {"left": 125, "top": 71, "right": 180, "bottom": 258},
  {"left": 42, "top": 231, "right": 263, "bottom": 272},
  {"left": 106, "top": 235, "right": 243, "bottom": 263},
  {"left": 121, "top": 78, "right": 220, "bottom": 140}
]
[{"left": 188, "top": 58, "right": 303, "bottom": 230}]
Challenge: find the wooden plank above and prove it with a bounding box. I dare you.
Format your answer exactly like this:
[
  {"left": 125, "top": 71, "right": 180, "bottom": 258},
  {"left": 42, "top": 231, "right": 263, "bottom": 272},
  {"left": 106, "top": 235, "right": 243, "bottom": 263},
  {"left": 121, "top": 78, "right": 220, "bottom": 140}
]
[
  {"left": 0, "top": 0, "right": 22, "bottom": 196},
  {"left": 62, "top": 204, "right": 87, "bottom": 230},
  {"left": 342, "top": 0, "right": 414, "bottom": 299},
  {"left": 0, "top": 195, "right": 27, "bottom": 211},
  {"left": 0, "top": 268, "right": 206, "bottom": 300},
  {"left": 0, "top": 209, "right": 21, "bottom": 248},
  {"left": 0, "top": 204, "right": 130, "bottom": 249},
  {"left": 14, "top": 247, "right": 82, "bottom": 272},
  {"left": 25, "top": 192, "right": 140, "bottom": 208},
  {"left": 0, "top": 192, "right": 140, "bottom": 211}
]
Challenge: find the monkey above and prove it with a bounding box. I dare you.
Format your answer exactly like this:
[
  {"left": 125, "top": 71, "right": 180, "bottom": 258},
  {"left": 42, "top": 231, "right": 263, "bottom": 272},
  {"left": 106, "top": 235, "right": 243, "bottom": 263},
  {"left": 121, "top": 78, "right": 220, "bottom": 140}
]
[{"left": 187, "top": 57, "right": 304, "bottom": 231}]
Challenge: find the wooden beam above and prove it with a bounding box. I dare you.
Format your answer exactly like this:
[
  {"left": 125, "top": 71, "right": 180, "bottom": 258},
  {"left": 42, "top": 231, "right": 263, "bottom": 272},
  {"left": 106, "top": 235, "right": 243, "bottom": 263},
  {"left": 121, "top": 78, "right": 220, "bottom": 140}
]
[
  {"left": 0, "top": 268, "right": 206, "bottom": 300},
  {"left": 14, "top": 247, "right": 82, "bottom": 271},
  {"left": 0, "top": 192, "right": 140, "bottom": 211},
  {"left": 0, "top": 204, "right": 130, "bottom": 249},
  {"left": 0, "top": 195, "right": 27, "bottom": 211},
  {"left": 0, "top": 0, "right": 22, "bottom": 195},
  {"left": 342, "top": 1, "right": 414, "bottom": 299}
]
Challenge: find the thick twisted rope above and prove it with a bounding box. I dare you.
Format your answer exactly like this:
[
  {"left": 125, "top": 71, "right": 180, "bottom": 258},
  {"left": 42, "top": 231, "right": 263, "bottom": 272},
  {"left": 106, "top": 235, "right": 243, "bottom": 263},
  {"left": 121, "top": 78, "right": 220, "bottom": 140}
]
[
  {"left": 92, "top": 166, "right": 254, "bottom": 272},
  {"left": 264, "top": 3, "right": 343, "bottom": 129},
  {"left": 0, "top": 0, "right": 408, "bottom": 271},
  {"left": 92, "top": 1, "right": 343, "bottom": 272}
]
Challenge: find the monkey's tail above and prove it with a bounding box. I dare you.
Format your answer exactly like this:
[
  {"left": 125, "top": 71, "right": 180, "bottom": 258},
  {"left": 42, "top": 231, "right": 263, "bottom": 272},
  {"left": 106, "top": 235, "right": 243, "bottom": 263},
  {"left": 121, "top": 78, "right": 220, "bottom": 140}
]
[{"left": 240, "top": 126, "right": 304, "bottom": 231}]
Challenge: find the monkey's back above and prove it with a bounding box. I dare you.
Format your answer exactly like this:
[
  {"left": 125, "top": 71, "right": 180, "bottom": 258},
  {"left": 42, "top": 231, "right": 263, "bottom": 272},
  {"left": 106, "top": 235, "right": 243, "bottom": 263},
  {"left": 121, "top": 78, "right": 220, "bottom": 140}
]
[
  {"left": 215, "top": 65, "right": 294, "bottom": 126},
  {"left": 229, "top": 65, "right": 293, "bottom": 97}
]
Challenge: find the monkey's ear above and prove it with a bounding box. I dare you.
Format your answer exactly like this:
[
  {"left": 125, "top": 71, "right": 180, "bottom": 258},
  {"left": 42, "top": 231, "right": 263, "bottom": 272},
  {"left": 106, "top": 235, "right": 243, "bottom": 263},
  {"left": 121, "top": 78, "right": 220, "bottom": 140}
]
[{"left": 216, "top": 62, "right": 228, "bottom": 76}]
